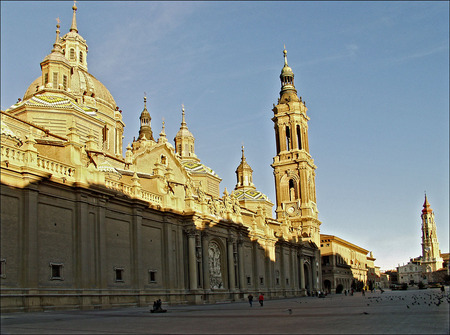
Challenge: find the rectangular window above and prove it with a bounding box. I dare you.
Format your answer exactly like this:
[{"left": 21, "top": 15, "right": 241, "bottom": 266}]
[
  {"left": 44, "top": 73, "right": 49, "bottom": 85},
  {"left": 276, "top": 278, "right": 280, "bottom": 285},
  {"left": 52, "top": 72, "right": 58, "bottom": 89},
  {"left": 0, "top": 259, "right": 6, "bottom": 279},
  {"left": 50, "top": 262, "right": 63, "bottom": 280},
  {"left": 286, "top": 278, "right": 289, "bottom": 285},
  {"left": 246, "top": 276, "right": 251, "bottom": 285},
  {"left": 149, "top": 270, "right": 157, "bottom": 283},
  {"left": 63, "top": 75, "right": 67, "bottom": 90},
  {"left": 259, "top": 277, "right": 264, "bottom": 285},
  {"left": 114, "top": 267, "right": 124, "bottom": 282}
]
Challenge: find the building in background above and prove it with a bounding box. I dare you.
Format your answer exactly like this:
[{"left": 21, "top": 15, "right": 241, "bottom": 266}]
[
  {"left": 396, "top": 196, "right": 448, "bottom": 285},
  {"left": 320, "top": 234, "right": 378, "bottom": 293},
  {"left": 0, "top": 4, "right": 323, "bottom": 312}
]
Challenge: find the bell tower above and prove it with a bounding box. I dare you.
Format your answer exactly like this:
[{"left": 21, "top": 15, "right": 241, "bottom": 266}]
[
  {"left": 271, "top": 48, "right": 321, "bottom": 245},
  {"left": 420, "top": 194, "right": 443, "bottom": 272}
]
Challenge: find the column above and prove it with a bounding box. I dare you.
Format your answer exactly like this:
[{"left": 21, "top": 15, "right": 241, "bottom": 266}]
[
  {"left": 299, "top": 256, "right": 305, "bottom": 290},
  {"left": 202, "top": 232, "right": 210, "bottom": 291},
  {"left": 187, "top": 229, "right": 198, "bottom": 290},
  {"left": 237, "top": 238, "right": 245, "bottom": 290},
  {"left": 252, "top": 241, "right": 258, "bottom": 289},
  {"left": 227, "top": 238, "right": 236, "bottom": 290},
  {"left": 312, "top": 255, "right": 318, "bottom": 291},
  {"left": 280, "top": 244, "right": 286, "bottom": 290}
]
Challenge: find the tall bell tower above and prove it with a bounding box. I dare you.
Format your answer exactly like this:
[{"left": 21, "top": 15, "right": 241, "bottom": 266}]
[
  {"left": 271, "top": 48, "right": 321, "bottom": 246},
  {"left": 420, "top": 194, "right": 443, "bottom": 272}
]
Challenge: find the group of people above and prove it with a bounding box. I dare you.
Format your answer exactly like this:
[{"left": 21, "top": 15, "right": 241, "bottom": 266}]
[
  {"left": 150, "top": 299, "right": 167, "bottom": 313},
  {"left": 247, "top": 293, "right": 264, "bottom": 307}
]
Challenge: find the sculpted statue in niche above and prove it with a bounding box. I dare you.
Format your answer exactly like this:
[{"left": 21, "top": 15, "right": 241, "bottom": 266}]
[{"left": 209, "top": 242, "right": 223, "bottom": 289}]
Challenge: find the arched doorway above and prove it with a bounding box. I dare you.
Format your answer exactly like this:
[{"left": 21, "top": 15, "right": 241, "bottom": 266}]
[
  {"left": 324, "top": 280, "right": 331, "bottom": 294},
  {"left": 304, "top": 262, "right": 312, "bottom": 295}
]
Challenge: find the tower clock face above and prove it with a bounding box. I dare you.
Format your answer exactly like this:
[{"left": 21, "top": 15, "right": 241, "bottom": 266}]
[{"left": 286, "top": 205, "right": 296, "bottom": 216}]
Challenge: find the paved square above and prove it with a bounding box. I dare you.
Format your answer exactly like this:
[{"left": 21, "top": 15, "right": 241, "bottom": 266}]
[{"left": 1, "top": 288, "right": 449, "bottom": 334}]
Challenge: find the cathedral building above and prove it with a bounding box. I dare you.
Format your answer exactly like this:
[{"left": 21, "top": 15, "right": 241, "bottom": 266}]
[{"left": 0, "top": 4, "right": 322, "bottom": 312}]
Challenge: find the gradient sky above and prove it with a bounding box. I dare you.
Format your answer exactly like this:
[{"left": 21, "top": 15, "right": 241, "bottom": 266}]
[{"left": 1, "top": 1, "right": 448, "bottom": 271}]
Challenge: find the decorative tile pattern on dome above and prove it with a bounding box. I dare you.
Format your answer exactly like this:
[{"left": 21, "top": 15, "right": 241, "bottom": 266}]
[
  {"left": 233, "top": 189, "right": 269, "bottom": 201},
  {"left": 6, "top": 94, "right": 95, "bottom": 114},
  {"left": 182, "top": 161, "right": 218, "bottom": 177}
]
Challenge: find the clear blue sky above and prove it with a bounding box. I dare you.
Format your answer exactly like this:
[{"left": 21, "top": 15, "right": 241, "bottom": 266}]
[{"left": 1, "top": 1, "right": 448, "bottom": 271}]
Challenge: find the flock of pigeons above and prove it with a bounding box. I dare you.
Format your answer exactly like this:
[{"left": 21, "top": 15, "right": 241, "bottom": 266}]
[{"left": 365, "top": 290, "right": 450, "bottom": 309}]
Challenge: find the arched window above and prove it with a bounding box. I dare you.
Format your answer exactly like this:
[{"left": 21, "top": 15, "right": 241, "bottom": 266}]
[
  {"left": 275, "top": 128, "right": 280, "bottom": 154},
  {"left": 286, "top": 126, "right": 291, "bottom": 151},
  {"left": 297, "top": 125, "right": 302, "bottom": 150},
  {"left": 79, "top": 51, "right": 83, "bottom": 64},
  {"left": 289, "top": 179, "right": 295, "bottom": 201}
]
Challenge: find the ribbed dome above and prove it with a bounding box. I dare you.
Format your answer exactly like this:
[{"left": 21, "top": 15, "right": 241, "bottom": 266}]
[{"left": 23, "top": 69, "right": 117, "bottom": 110}]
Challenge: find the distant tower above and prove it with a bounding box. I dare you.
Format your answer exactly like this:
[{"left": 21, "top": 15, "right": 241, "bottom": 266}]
[
  {"left": 420, "top": 194, "right": 443, "bottom": 272},
  {"left": 233, "top": 146, "right": 273, "bottom": 216},
  {"left": 138, "top": 96, "right": 154, "bottom": 141},
  {"left": 271, "top": 48, "right": 321, "bottom": 245}
]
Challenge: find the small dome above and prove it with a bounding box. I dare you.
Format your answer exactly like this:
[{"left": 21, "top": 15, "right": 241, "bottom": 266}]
[
  {"left": 281, "top": 64, "right": 294, "bottom": 77},
  {"left": 42, "top": 50, "right": 70, "bottom": 66},
  {"left": 176, "top": 127, "right": 194, "bottom": 138}
]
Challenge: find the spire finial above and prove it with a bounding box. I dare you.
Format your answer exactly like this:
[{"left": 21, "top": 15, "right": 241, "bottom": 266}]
[
  {"left": 70, "top": 0, "right": 78, "bottom": 33},
  {"left": 52, "top": 18, "right": 63, "bottom": 53},
  {"left": 283, "top": 45, "right": 288, "bottom": 66},
  {"left": 144, "top": 93, "right": 147, "bottom": 109},
  {"left": 55, "top": 17, "right": 61, "bottom": 42},
  {"left": 181, "top": 104, "right": 187, "bottom": 127},
  {"left": 158, "top": 117, "right": 167, "bottom": 143},
  {"left": 241, "top": 144, "right": 245, "bottom": 159}
]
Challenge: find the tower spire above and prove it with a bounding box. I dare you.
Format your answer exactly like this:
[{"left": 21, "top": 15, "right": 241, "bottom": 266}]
[
  {"left": 70, "top": 1, "right": 78, "bottom": 33},
  {"left": 138, "top": 94, "right": 154, "bottom": 141},
  {"left": 181, "top": 104, "right": 187, "bottom": 127},
  {"left": 174, "top": 104, "right": 196, "bottom": 159},
  {"left": 51, "top": 18, "right": 63, "bottom": 54},
  {"left": 423, "top": 193, "right": 432, "bottom": 214},
  {"left": 280, "top": 47, "right": 296, "bottom": 95}
]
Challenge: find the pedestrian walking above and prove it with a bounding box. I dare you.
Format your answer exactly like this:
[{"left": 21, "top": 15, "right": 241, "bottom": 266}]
[
  {"left": 247, "top": 294, "right": 253, "bottom": 307},
  {"left": 258, "top": 293, "right": 264, "bottom": 307}
]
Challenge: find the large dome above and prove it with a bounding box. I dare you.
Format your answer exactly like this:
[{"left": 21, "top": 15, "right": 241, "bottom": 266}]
[{"left": 23, "top": 69, "right": 116, "bottom": 110}]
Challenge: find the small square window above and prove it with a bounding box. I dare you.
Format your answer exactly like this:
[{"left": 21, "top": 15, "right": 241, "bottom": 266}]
[
  {"left": 149, "top": 270, "right": 157, "bottom": 283},
  {"left": 0, "top": 259, "right": 6, "bottom": 279},
  {"left": 50, "top": 263, "right": 63, "bottom": 280},
  {"left": 114, "top": 267, "right": 124, "bottom": 282},
  {"left": 246, "top": 276, "right": 251, "bottom": 285}
]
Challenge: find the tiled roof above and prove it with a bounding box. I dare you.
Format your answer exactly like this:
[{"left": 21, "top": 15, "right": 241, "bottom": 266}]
[
  {"left": 233, "top": 189, "right": 269, "bottom": 201},
  {"left": 182, "top": 161, "right": 219, "bottom": 177},
  {"left": 6, "top": 94, "right": 96, "bottom": 115}
]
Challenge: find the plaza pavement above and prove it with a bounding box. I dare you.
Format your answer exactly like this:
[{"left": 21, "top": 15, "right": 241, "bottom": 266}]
[{"left": 1, "top": 287, "right": 449, "bottom": 334}]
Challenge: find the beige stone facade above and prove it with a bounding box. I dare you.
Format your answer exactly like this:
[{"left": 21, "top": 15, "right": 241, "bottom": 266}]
[
  {"left": 0, "top": 4, "right": 323, "bottom": 312},
  {"left": 320, "top": 234, "right": 377, "bottom": 293}
]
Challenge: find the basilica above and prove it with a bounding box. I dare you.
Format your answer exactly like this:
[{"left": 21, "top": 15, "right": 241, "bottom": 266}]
[{"left": 0, "top": 4, "right": 323, "bottom": 312}]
